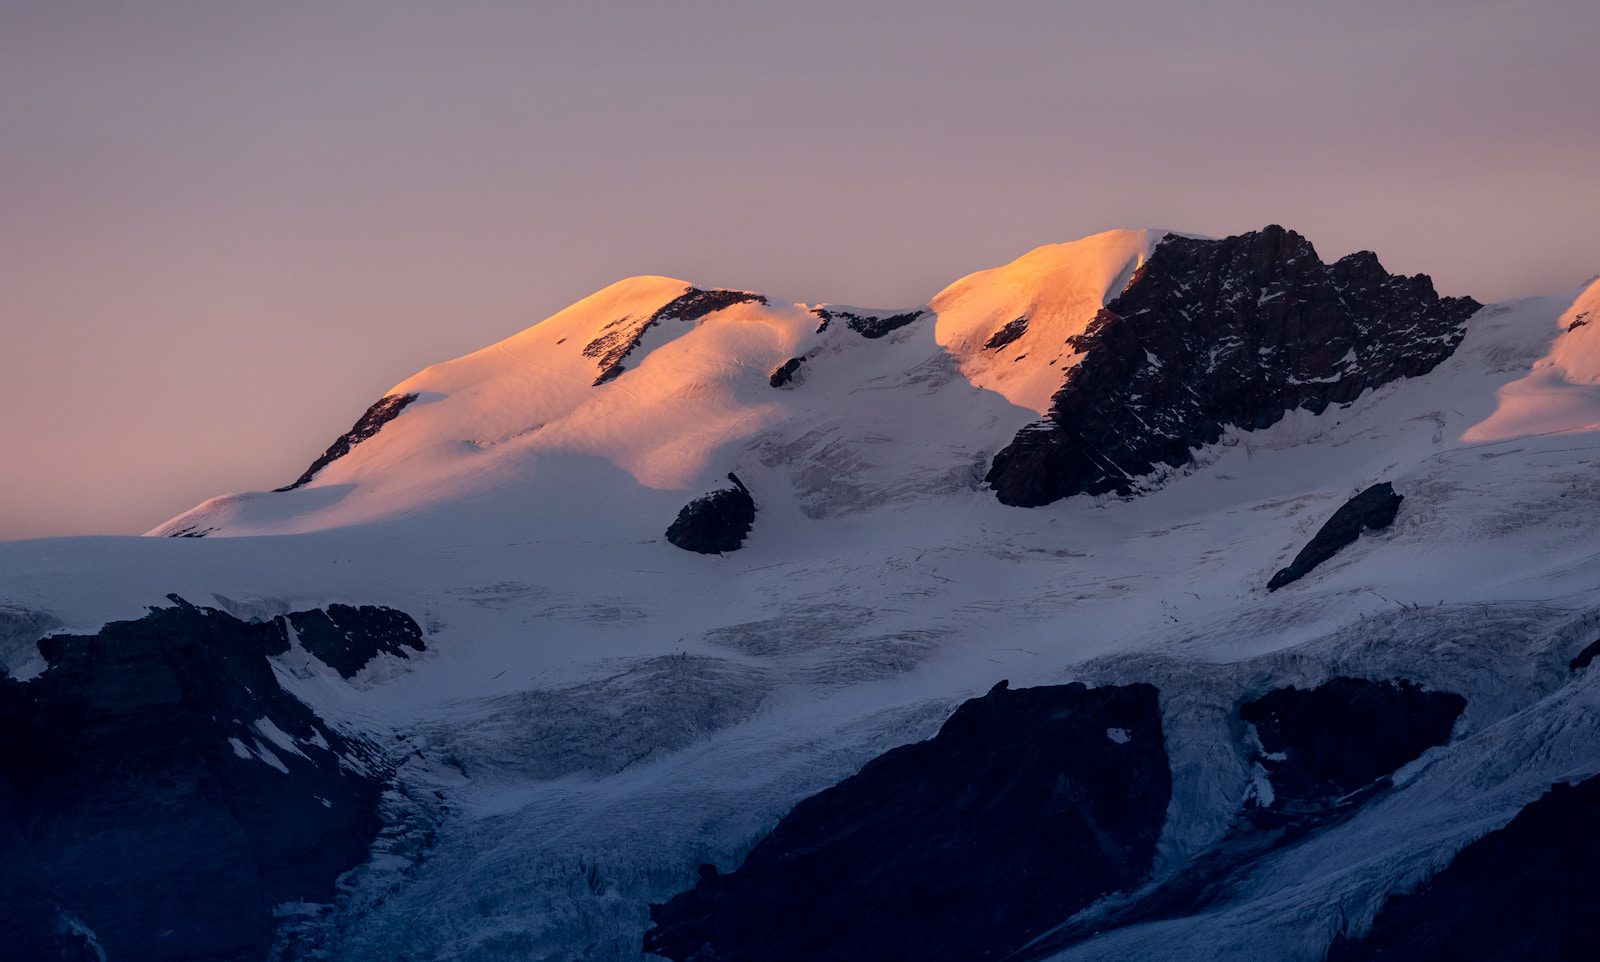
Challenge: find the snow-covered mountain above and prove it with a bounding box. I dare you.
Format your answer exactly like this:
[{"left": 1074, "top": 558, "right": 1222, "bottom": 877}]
[{"left": 4, "top": 227, "right": 1600, "bottom": 962}]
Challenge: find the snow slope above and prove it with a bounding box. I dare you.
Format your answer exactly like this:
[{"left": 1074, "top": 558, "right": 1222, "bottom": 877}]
[
  {"left": 1464, "top": 275, "right": 1600, "bottom": 442},
  {"left": 151, "top": 229, "right": 1170, "bottom": 536},
  {"left": 4, "top": 229, "right": 1600, "bottom": 961}
]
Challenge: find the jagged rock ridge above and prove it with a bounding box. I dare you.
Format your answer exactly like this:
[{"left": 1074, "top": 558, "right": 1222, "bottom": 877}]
[
  {"left": 811, "top": 307, "right": 926, "bottom": 339},
  {"left": 1267, "top": 483, "right": 1405, "bottom": 591},
  {"left": 644, "top": 680, "right": 1170, "bottom": 962},
  {"left": 584, "top": 287, "right": 767, "bottom": 384},
  {"left": 284, "top": 603, "right": 426, "bottom": 678},
  {"left": 986, "top": 226, "right": 1481, "bottom": 506},
  {"left": 276, "top": 392, "right": 420, "bottom": 493}
]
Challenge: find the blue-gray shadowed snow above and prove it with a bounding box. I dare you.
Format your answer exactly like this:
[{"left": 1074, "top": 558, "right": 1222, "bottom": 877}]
[
  {"left": 0, "top": 598, "right": 396, "bottom": 962},
  {"left": 986, "top": 228, "right": 1479, "bottom": 506},
  {"left": 644, "top": 681, "right": 1171, "bottom": 962},
  {"left": 1267, "top": 483, "right": 1405, "bottom": 591}
]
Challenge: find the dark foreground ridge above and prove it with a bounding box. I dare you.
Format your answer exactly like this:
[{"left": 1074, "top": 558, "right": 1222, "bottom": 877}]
[
  {"left": 276, "top": 392, "right": 420, "bottom": 492},
  {"left": 1017, "top": 674, "right": 1466, "bottom": 959},
  {"left": 586, "top": 287, "right": 767, "bottom": 384},
  {"left": 1268, "top": 482, "right": 1405, "bottom": 590},
  {"left": 986, "top": 227, "right": 1480, "bottom": 506},
  {"left": 0, "top": 598, "right": 389, "bottom": 962},
  {"left": 1327, "top": 774, "right": 1600, "bottom": 962},
  {"left": 644, "top": 680, "right": 1170, "bottom": 962},
  {"left": 665, "top": 473, "right": 757, "bottom": 554}
]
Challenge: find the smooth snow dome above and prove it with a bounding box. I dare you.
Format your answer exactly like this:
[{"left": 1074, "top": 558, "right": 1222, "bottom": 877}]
[{"left": 933, "top": 229, "right": 1169, "bottom": 413}]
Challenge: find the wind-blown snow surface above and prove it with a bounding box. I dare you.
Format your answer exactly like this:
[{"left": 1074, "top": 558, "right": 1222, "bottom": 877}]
[{"left": 5, "top": 231, "right": 1600, "bottom": 960}]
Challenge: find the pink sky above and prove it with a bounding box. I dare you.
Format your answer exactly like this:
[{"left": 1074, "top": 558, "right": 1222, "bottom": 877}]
[{"left": 3, "top": 0, "right": 1597, "bottom": 540}]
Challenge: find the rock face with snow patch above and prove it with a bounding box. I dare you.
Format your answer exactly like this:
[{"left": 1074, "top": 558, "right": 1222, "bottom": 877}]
[
  {"left": 768, "top": 356, "right": 805, "bottom": 388},
  {"left": 285, "top": 603, "right": 425, "bottom": 678},
  {"left": 1267, "top": 482, "right": 1405, "bottom": 591},
  {"left": 0, "top": 598, "right": 386, "bottom": 962},
  {"left": 812, "top": 307, "right": 926, "bottom": 339},
  {"left": 643, "top": 680, "right": 1170, "bottom": 962},
  {"left": 665, "top": 474, "right": 757, "bottom": 554},
  {"left": 986, "top": 227, "right": 1480, "bottom": 506},
  {"left": 585, "top": 287, "right": 767, "bottom": 384},
  {"left": 1240, "top": 677, "right": 1464, "bottom": 815},
  {"left": 276, "top": 392, "right": 419, "bottom": 492},
  {"left": 1326, "top": 774, "right": 1600, "bottom": 961}
]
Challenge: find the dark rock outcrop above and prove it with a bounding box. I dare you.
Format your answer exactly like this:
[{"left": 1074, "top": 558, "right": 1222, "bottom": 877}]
[
  {"left": 1268, "top": 482, "right": 1405, "bottom": 590},
  {"left": 986, "top": 227, "right": 1479, "bottom": 506},
  {"left": 983, "top": 315, "right": 1030, "bottom": 350},
  {"left": 284, "top": 603, "right": 426, "bottom": 678},
  {"left": 1568, "top": 637, "right": 1600, "bottom": 672},
  {"left": 768, "top": 356, "right": 805, "bottom": 388},
  {"left": 665, "top": 473, "right": 757, "bottom": 554},
  {"left": 276, "top": 392, "right": 420, "bottom": 492},
  {"left": 0, "top": 597, "right": 386, "bottom": 962},
  {"left": 1326, "top": 774, "right": 1600, "bottom": 962},
  {"left": 585, "top": 287, "right": 767, "bottom": 384},
  {"left": 644, "top": 680, "right": 1170, "bottom": 962},
  {"left": 1240, "top": 677, "right": 1464, "bottom": 815},
  {"left": 812, "top": 307, "right": 926, "bottom": 339}
]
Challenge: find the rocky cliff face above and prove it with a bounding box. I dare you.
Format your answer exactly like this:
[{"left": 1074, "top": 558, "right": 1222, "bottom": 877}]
[
  {"left": 986, "top": 227, "right": 1480, "bottom": 506},
  {"left": 0, "top": 599, "right": 390, "bottom": 962},
  {"left": 644, "top": 680, "right": 1170, "bottom": 962}
]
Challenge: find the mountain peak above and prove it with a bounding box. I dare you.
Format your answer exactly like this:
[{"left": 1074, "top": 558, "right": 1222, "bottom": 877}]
[{"left": 985, "top": 227, "right": 1481, "bottom": 506}]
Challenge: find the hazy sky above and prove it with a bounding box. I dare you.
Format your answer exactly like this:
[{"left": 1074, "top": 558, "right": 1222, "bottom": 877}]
[{"left": 3, "top": 0, "right": 1597, "bottom": 540}]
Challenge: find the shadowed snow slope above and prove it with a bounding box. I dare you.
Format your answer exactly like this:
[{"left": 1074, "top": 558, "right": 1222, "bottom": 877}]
[{"left": 4, "top": 227, "right": 1600, "bottom": 961}]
